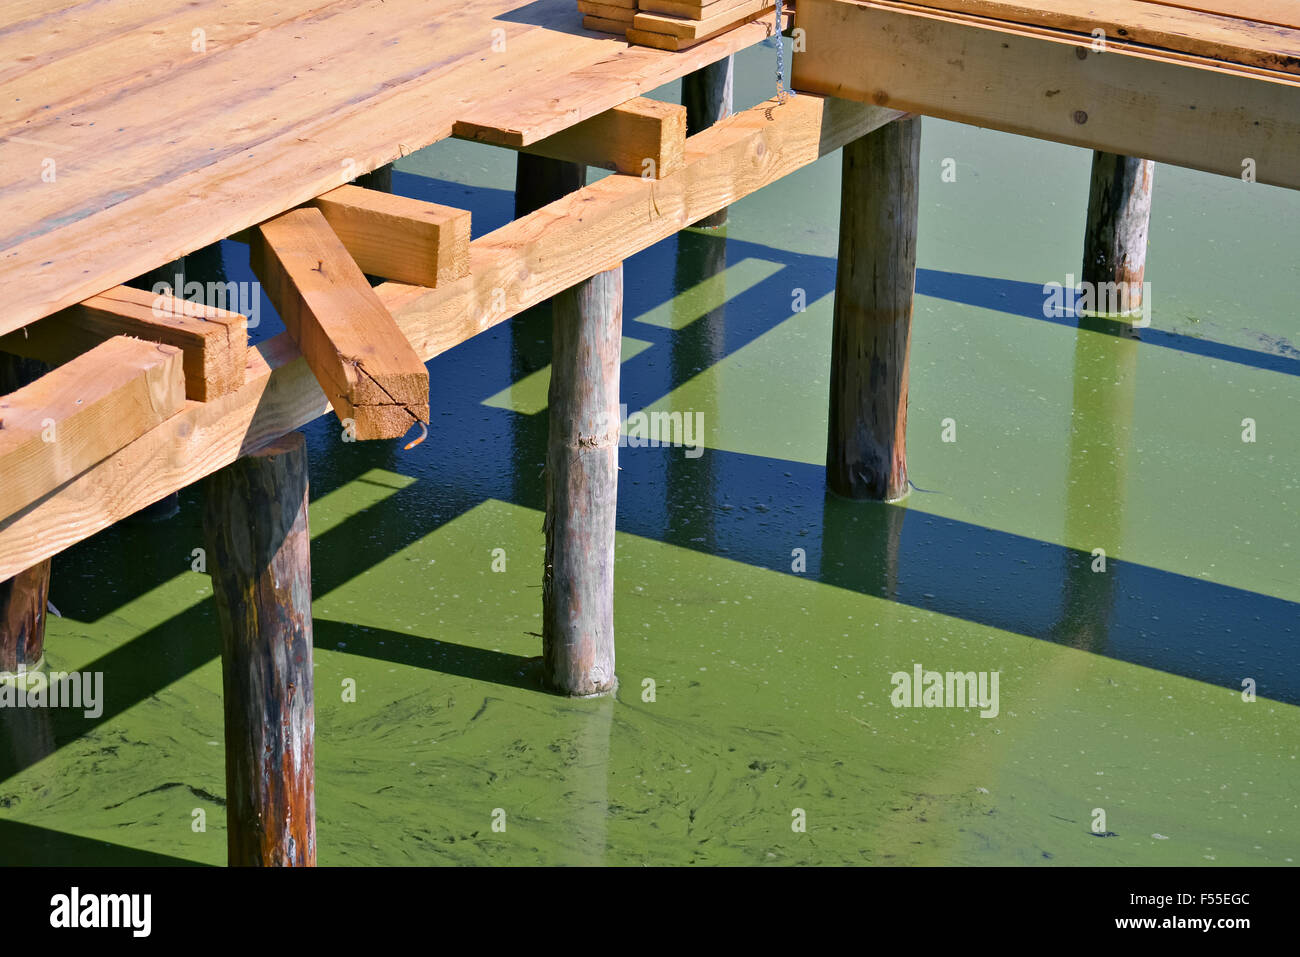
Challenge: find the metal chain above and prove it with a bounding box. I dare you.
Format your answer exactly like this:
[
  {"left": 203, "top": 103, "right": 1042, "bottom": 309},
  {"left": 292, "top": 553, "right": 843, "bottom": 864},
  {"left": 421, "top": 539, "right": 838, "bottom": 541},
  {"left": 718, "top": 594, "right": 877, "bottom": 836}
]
[{"left": 774, "top": 0, "right": 788, "bottom": 104}]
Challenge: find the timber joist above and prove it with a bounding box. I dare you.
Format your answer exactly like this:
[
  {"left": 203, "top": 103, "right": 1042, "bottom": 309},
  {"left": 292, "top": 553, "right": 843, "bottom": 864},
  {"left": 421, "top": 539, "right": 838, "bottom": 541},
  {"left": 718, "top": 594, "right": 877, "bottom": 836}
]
[{"left": 0, "top": 93, "right": 904, "bottom": 582}]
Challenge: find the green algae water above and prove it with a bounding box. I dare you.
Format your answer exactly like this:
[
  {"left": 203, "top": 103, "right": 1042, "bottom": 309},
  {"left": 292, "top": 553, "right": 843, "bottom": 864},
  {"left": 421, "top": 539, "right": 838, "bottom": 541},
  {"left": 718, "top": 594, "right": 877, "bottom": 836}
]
[{"left": 3, "top": 46, "right": 1298, "bottom": 866}]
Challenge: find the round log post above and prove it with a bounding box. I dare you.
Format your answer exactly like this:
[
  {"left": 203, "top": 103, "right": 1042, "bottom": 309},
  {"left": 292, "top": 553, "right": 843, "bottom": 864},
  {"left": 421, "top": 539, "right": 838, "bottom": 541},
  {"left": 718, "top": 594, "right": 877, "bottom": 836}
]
[
  {"left": 201, "top": 432, "right": 316, "bottom": 866},
  {"left": 1, "top": 353, "right": 52, "bottom": 675},
  {"left": 515, "top": 154, "right": 586, "bottom": 219},
  {"left": 682, "top": 57, "right": 734, "bottom": 228},
  {"left": 1082, "top": 152, "right": 1154, "bottom": 327},
  {"left": 826, "top": 116, "right": 921, "bottom": 501},
  {"left": 543, "top": 265, "right": 622, "bottom": 696}
]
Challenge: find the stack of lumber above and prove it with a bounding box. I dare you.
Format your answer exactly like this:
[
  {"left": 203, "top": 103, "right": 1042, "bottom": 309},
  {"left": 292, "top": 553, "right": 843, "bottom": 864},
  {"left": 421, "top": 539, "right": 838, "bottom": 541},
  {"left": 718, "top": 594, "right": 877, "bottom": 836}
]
[{"left": 581, "top": 0, "right": 780, "bottom": 50}]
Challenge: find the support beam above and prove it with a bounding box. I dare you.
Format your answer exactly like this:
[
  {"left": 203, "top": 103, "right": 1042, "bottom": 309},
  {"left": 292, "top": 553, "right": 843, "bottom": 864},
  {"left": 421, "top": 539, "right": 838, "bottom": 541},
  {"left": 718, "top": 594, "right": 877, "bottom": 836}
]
[
  {"left": 0, "top": 286, "right": 247, "bottom": 402},
  {"left": 1082, "top": 152, "right": 1155, "bottom": 323},
  {"left": 1, "top": 353, "right": 51, "bottom": 674},
  {"left": 309, "top": 185, "right": 471, "bottom": 288},
  {"left": 682, "top": 57, "right": 735, "bottom": 228},
  {"left": 792, "top": 0, "right": 1300, "bottom": 190},
  {"left": 0, "top": 337, "right": 186, "bottom": 515},
  {"left": 826, "top": 115, "right": 921, "bottom": 501},
  {"left": 202, "top": 432, "right": 315, "bottom": 867},
  {"left": 250, "top": 207, "right": 429, "bottom": 440},
  {"left": 0, "top": 95, "right": 904, "bottom": 579},
  {"left": 467, "top": 98, "right": 686, "bottom": 179},
  {"left": 544, "top": 265, "right": 622, "bottom": 697}
]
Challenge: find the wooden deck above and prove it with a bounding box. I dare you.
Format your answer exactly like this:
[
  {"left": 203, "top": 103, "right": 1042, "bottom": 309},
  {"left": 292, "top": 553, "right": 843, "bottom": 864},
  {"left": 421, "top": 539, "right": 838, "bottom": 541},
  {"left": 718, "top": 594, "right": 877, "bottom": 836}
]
[{"left": 0, "top": 0, "right": 781, "bottom": 332}]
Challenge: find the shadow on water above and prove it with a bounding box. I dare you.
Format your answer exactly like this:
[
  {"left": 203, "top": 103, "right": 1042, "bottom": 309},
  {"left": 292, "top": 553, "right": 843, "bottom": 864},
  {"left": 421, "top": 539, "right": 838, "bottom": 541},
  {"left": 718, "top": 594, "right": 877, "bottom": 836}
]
[{"left": 0, "top": 818, "right": 207, "bottom": 866}]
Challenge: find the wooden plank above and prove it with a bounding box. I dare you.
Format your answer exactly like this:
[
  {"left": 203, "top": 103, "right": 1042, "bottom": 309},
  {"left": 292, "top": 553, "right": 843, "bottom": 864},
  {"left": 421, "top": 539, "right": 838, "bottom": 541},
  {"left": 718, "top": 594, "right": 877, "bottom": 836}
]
[
  {"left": 0, "top": 94, "right": 903, "bottom": 580},
  {"left": 0, "top": 286, "right": 247, "bottom": 402},
  {"left": 791, "top": 0, "right": 1300, "bottom": 189},
  {"left": 898, "top": 0, "right": 1300, "bottom": 74},
  {"left": 634, "top": 0, "right": 774, "bottom": 39},
  {"left": 577, "top": 1, "right": 636, "bottom": 20},
  {"left": 519, "top": 97, "right": 688, "bottom": 177},
  {"left": 639, "top": 0, "right": 751, "bottom": 19},
  {"left": 250, "top": 207, "right": 429, "bottom": 441},
  {"left": 583, "top": 14, "right": 635, "bottom": 33},
  {"left": 308, "top": 185, "right": 471, "bottom": 288},
  {"left": 627, "top": 7, "right": 777, "bottom": 49},
  {"left": 0, "top": 336, "right": 185, "bottom": 515},
  {"left": 1144, "top": 1, "right": 1300, "bottom": 31},
  {"left": 0, "top": 0, "right": 787, "bottom": 333}
]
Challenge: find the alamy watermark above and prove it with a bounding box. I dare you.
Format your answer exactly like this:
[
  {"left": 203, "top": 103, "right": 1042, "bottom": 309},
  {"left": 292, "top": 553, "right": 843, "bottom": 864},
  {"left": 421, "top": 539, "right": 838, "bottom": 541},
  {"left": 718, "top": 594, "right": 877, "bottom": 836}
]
[
  {"left": 0, "top": 667, "right": 103, "bottom": 719},
  {"left": 152, "top": 275, "right": 260, "bottom": 328},
  {"left": 1043, "top": 273, "right": 1151, "bottom": 327},
  {"left": 618, "top": 404, "right": 703, "bottom": 459},
  {"left": 890, "top": 663, "right": 999, "bottom": 718}
]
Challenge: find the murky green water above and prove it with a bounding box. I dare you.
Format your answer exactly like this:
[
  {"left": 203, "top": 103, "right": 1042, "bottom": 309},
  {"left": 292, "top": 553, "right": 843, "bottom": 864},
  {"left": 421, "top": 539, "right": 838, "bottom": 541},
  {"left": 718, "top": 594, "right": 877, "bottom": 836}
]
[{"left": 2, "top": 46, "right": 1298, "bottom": 865}]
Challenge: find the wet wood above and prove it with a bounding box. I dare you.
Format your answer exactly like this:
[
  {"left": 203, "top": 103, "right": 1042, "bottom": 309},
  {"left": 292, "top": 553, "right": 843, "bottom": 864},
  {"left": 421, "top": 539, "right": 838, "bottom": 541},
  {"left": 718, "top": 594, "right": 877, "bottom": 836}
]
[
  {"left": 682, "top": 57, "right": 734, "bottom": 227},
  {"left": 202, "top": 431, "right": 315, "bottom": 866},
  {"left": 0, "top": 353, "right": 51, "bottom": 672},
  {"left": 826, "top": 116, "right": 920, "bottom": 501},
  {"left": 1082, "top": 152, "right": 1155, "bottom": 317},
  {"left": 543, "top": 266, "right": 622, "bottom": 696}
]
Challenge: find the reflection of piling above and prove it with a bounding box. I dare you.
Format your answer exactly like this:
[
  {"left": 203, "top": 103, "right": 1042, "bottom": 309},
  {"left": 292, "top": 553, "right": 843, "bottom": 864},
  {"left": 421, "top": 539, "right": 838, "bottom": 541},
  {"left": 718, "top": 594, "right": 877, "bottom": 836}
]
[
  {"left": 543, "top": 267, "right": 622, "bottom": 697},
  {"left": 682, "top": 58, "right": 733, "bottom": 228},
  {"left": 0, "top": 353, "right": 52, "bottom": 675},
  {"left": 1053, "top": 311, "right": 1140, "bottom": 654},
  {"left": 202, "top": 432, "right": 316, "bottom": 866},
  {"left": 826, "top": 117, "right": 920, "bottom": 501},
  {"left": 819, "top": 494, "right": 906, "bottom": 601},
  {"left": 666, "top": 229, "right": 727, "bottom": 549}
]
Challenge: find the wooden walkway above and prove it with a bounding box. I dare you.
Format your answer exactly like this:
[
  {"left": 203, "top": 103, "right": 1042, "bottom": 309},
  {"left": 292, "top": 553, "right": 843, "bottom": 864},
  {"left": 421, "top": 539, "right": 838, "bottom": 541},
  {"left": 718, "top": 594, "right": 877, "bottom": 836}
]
[{"left": 0, "top": 0, "right": 780, "bottom": 331}]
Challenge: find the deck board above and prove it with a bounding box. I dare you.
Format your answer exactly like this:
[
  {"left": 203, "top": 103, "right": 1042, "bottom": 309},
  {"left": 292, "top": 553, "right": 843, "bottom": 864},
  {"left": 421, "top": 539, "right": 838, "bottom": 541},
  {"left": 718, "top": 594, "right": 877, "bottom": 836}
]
[{"left": 0, "top": 0, "right": 782, "bottom": 333}]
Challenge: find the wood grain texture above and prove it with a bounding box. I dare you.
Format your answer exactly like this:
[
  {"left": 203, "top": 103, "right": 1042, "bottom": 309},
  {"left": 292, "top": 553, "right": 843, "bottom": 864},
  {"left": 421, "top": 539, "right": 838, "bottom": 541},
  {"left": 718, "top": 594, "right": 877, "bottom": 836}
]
[
  {"left": 518, "top": 97, "right": 687, "bottom": 177},
  {"left": 0, "top": 336, "right": 185, "bottom": 516},
  {"left": 1082, "top": 152, "right": 1155, "bottom": 315},
  {"left": 250, "top": 207, "right": 429, "bottom": 440},
  {"left": 0, "top": 95, "right": 905, "bottom": 581},
  {"left": 0, "top": 0, "right": 785, "bottom": 333},
  {"left": 897, "top": 0, "right": 1300, "bottom": 74},
  {"left": 826, "top": 117, "right": 920, "bottom": 501},
  {"left": 202, "top": 431, "right": 315, "bottom": 867},
  {"left": 639, "top": 0, "right": 751, "bottom": 20},
  {"left": 577, "top": 1, "right": 636, "bottom": 20},
  {"left": 583, "top": 13, "right": 636, "bottom": 33},
  {"left": 628, "top": 7, "right": 777, "bottom": 50},
  {"left": 792, "top": 0, "right": 1300, "bottom": 189},
  {"left": 634, "top": 0, "right": 774, "bottom": 39},
  {"left": 544, "top": 265, "right": 621, "bottom": 696},
  {"left": 0, "top": 286, "right": 247, "bottom": 402},
  {"left": 309, "top": 185, "right": 471, "bottom": 288}
]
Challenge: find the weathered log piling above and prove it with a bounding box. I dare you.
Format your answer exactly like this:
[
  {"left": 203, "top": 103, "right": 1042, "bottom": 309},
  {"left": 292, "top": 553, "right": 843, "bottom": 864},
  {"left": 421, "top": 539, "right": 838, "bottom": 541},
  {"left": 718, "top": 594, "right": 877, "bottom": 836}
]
[
  {"left": 826, "top": 116, "right": 921, "bottom": 501},
  {"left": 682, "top": 58, "right": 734, "bottom": 228},
  {"left": 1082, "top": 151, "right": 1155, "bottom": 324},
  {"left": 202, "top": 432, "right": 316, "bottom": 866}
]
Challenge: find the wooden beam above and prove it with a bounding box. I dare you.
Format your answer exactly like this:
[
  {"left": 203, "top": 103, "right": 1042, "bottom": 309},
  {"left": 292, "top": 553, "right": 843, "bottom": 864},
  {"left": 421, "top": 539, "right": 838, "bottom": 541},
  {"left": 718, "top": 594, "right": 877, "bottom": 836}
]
[
  {"left": 249, "top": 207, "right": 429, "bottom": 441},
  {"left": 633, "top": 0, "right": 773, "bottom": 39},
  {"left": 0, "top": 336, "right": 186, "bottom": 516},
  {"left": 628, "top": 8, "right": 778, "bottom": 51},
  {"left": 791, "top": 0, "right": 1300, "bottom": 189},
  {"left": 0, "top": 286, "right": 247, "bottom": 402},
  {"left": 461, "top": 98, "right": 688, "bottom": 179},
  {"left": 827, "top": 116, "right": 921, "bottom": 501},
  {"left": 0, "top": 95, "right": 904, "bottom": 580},
  {"left": 308, "top": 185, "right": 470, "bottom": 288},
  {"left": 544, "top": 265, "right": 622, "bottom": 697},
  {"left": 202, "top": 431, "right": 315, "bottom": 867}
]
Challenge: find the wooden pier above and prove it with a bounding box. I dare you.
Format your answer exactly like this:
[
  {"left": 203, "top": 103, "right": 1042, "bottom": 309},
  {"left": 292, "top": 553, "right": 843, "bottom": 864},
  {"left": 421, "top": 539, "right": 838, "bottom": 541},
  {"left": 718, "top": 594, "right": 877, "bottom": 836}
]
[{"left": 1, "top": 0, "right": 1297, "bottom": 864}]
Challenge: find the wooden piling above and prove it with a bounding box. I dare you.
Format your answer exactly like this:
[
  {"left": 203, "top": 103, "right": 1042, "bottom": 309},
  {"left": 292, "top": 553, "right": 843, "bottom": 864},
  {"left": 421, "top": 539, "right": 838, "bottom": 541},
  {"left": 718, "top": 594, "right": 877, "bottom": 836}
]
[
  {"left": 682, "top": 57, "right": 734, "bottom": 228},
  {"left": 515, "top": 154, "right": 586, "bottom": 219},
  {"left": 1082, "top": 152, "right": 1154, "bottom": 324},
  {"left": 202, "top": 432, "right": 315, "bottom": 866},
  {"left": 0, "top": 353, "right": 51, "bottom": 674},
  {"left": 826, "top": 116, "right": 921, "bottom": 501},
  {"left": 543, "top": 266, "right": 622, "bottom": 697}
]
